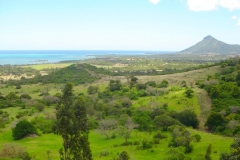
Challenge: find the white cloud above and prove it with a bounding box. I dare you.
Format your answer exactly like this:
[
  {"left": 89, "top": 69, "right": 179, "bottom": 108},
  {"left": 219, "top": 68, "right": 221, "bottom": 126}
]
[
  {"left": 187, "top": 0, "right": 240, "bottom": 11},
  {"left": 238, "top": 18, "right": 240, "bottom": 25},
  {"left": 220, "top": 0, "right": 240, "bottom": 11},
  {"left": 232, "top": 15, "right": 238, "bottom": 19},
  {"left": 187, "top": 0, "right": 219, "bottom": 11},
  {"left": 149, "top": 0, "right": 161, "bottom": 5}
]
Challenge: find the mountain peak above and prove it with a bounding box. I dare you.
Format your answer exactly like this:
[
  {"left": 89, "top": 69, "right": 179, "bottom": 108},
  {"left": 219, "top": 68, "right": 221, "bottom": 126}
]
[
  {"left": 203, "top": 35, "right": 215, "bottom": 41},
  {"left": 177, "top": 36, "right": 240, "bottom": 54}
]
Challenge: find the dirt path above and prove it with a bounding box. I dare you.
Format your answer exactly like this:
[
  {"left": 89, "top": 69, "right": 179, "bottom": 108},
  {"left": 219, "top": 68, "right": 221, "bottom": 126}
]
[{"left": 195, "top": 88, "right": 212, "bottom": 130}]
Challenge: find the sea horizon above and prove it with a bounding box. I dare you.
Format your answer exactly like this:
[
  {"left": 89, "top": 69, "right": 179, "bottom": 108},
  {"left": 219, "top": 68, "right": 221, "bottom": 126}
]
[{"left": 0, "top": 50, "right": 175, "bottom": 65}]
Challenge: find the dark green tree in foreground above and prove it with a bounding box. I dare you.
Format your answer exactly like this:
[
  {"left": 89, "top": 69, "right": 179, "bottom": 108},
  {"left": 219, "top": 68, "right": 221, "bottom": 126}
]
[
  {"left": 53, "top": 82, "right": 92, "bottom": 160},
  {"left": 205, "top": 144, "right": 212, "bottom": 160},
  {"left": 12, "top": 120, "right": 37, "bottom": 140}
]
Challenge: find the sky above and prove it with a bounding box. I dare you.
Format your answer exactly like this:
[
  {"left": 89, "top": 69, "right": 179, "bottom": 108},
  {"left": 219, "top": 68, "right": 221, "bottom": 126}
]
[{"left": 0, "top": 0, "right": 240, "bottom": 51}]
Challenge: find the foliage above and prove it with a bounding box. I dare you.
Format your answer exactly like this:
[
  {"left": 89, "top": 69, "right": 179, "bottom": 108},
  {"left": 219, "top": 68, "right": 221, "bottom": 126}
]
[
  {"left": 96, "top": 119, "right": 118, "bottom": 139},
  {"left": 20, "top": 93, "right": 32, "bottom": 100},
  {"left": 53, "top": 82, "right": 92, "bottom": 160},
  {"left": 35, "top": 102, "right": 45, "bottom": 112},
  {"left": 108, "top": 80, "right": 122, "bottom": 91},
  {"left": 117, "top": 118, "right": 137, "bottom": 142},
  {"left": 154, "top": 115, "right": 182, "bottom": 131},
  {"left": 87, "top": 86, "right": 99, "bottom": 94},
  {"left": 133, "top": 110, "right": 153, "bottom": 132},
  {"left": 117, "top": 151, "right": 130, "bottom": 160},
  {"left": 158, "top": 80, "right": 169, "bottom": 88},
  {"left": 0, "top": 110, "right": 9, "bottom": 128},
  {"left": 168, "top": 125, "right": 194, "bottom": 153},
  {"left": 0, "top": 143, "right": 33, "bottom": 159},
  {"left": 219, "top": 138, "right": 240, "bottom": 160},
  {"left": 164, "top": 147, "right": 191, "bottom": 160},
  {"left": 205, "top": 144, "right": 212, "bottom": 160},
  {"left": 12, "top": 120, "right": 37, "bottom": 140},
  {"left": 205, "top": 112, "right": 225, "bottom": 131},
  {"left": 31, "top": 117, "right": 55, "bottom": 134},
  {"left": 194, "top": 134, "right": 201, "bottom": 142},
  {"left": 175, "top": 109, "right": 199, "bottom": 129},
  {"left": 13, "top": 64, "right": 101, "bottom": 85},
  {"left": 42, "top": 95, "right": 59, "bottom": 106},
  {"left": 185, "top": 88, "right": 194, "bottom": 98}
]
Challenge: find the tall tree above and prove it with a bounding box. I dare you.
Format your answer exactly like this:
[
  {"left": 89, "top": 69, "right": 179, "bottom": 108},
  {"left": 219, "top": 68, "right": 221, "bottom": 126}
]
[
  {"left": 205, "top": 144, "right": 212, "bottom": 160},
  {"left": 53, "top": 82, "right": 92, "bottom": 160}
]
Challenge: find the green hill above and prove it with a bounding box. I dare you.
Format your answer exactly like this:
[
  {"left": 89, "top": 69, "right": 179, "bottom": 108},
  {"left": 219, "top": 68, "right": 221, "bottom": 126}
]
[
  {"left": 13, "top": 63, "right": 108, "bottom": 85},
  {"left": 178, "top": 35, "right": 240, "bottom": 55}
]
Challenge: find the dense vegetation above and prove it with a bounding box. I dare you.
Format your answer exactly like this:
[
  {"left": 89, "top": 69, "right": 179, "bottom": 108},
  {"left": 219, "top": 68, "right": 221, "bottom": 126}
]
[
  {"left": 6, "top": 63, "right": 107, "bottom": 85},
  {"left": 1, "top": 56, "right": 240, "bottom": 159},
  {"left": 197, "top": 58, "right": 240, "bottom": 136}
]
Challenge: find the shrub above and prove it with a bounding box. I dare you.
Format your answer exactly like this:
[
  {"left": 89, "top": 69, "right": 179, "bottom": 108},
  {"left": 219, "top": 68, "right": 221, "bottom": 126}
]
[
  {"left": 12, "top": 120, "right": 37, "bottom": 140},
  {"left": 133, "top": 141, "right": 140, "bottom": 145},
  {"left": 35, "top": 103, "right": 45, "bottom": 112},
  {"left": 117, "top": 151, "right": 130, "bottom": 160},
  {"left": 20, "top": 94, "right": 32, "bottom": 100},
  {"left": 121, "top": 141, "right": 132, "bottom": 146},
  {"left": 31, "top": 117, "right": 54, "bottom": 134},
  {"left": 0, "top": 143, "right": 31, "bottom": 159},
  {"left": 153, "top": 131, "right": 167, "bottom": 139},
  {"left": 141, "top": 139, "right": 152, "bottom": 149},
  {"left": 152, "top": 138, "right": 160, "bottom": 144},
  {"left": 195, "top": 134, "right": 201, "bottom": 142},
  {"left": 176, "top": 109, "right": 199, "bottom": 129}
]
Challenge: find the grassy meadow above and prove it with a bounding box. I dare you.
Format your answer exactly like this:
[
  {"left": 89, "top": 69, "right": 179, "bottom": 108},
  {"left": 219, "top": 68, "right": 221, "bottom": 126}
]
[{"left": 0, "top": 61, "right": 235, "bottom": 160}]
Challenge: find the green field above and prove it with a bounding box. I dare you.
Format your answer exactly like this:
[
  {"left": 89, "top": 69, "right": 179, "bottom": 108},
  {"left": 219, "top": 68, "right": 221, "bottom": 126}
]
[{"left": 0, "top": 62, "right": 237, "bottom": 160}]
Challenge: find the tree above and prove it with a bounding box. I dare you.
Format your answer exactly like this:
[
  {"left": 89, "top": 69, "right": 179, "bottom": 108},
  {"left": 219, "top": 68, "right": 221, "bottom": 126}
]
[
  {"left": 87, "top": 86, "right": 99, "bottom": 94},
  {"left": 168, "top": 125, "right": 194, "bottom": 153},
  {"left": 96, "top": 119, "right": 118, "bottom": 139},
  {"left": 133, "top": 110, "right": 153, "bottom": 132},
  {"left": 204, "top": 112, "right": 225, "bottom": 131},
  {"left": 236, "top": 71, "right": 240, "bottom": 86},
  {"left": 118, "top": 118, "right": 137, "bottom": 142},
  {"left": 205, "top": 144, "right": 212, "bottom": 160},
  {"left": 220, "top": 138, "right": 240, "bottom": 160},
  {"left": 42, "top": 95, "right": 59, "bottom": 106},
  {"left": 35, "top": 102, "right": 45, "bottom": 112},
  {"left": 53, "top": 82, "right": 92, "bottom": 160},
  {"left": 108, "top": 80, "right": 122, "bottom": 91},
  {"left": 176, "top": 109, "right": 199, "bottom": 129},
  {"left": 70, "top": 96, "right": 92, "bottom": 160},
  {"left": 185, "top": 88, "right": 194, "bottom": 98},
  {"left": 117, "top": 151, "right": 130, "bottom": 160},
  {"left": 12, "top": 120, "right": 37, "bottom": 140},
  {"left": 154, "top": 115, "right": 182, "bottom": 131},
  {"left": 181, "top": 80, "right": 187, "bottom": 87},
  {"left": 158, "top": 80, "right": 169, "bottom": 88}
]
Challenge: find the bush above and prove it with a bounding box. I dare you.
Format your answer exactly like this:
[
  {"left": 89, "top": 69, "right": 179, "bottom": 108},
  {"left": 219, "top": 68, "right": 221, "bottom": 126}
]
[
  {"left": 121, "top": 141, "right": 132, "bottom": 146},
  {"left": 141, "top": 139, "right": 152, "bottom": 149},
  {"left": 0, "top": 143, "right": 31, "bottom": 159},
  {"left": 35, "top": 103, "right": 45, "bottom": 112},
  {"left": 153, "top": 131, "right": 167, "bottom": 139},
  {"left": 176, "top": 109, "right": 199, "bottom": 129},
  {"left": 133, "top": 140, "right": 140, "bottom": 145},
  {"left": 152, "top": 138, "right": 160, "bottom": 144},
  {"left": 12, "top": 120, "right": 37, "bottom": 140},
  {"left": 31, "top": 117, "right": 54, "bottom": 134},
  {"left": 195, "top": 134, "right": 201, "bottom": 142},
  {"left": 117, "top": 151, "right": 130, "bottom": 160}
]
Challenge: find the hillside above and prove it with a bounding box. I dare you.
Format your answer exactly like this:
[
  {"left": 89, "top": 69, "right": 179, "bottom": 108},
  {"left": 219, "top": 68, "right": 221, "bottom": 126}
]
[
  {"left": 178, "top": 35, "right": 240, "bottom": 55},
  {"left": 8, "top": 63, "right": 109, "bottom": 85}
]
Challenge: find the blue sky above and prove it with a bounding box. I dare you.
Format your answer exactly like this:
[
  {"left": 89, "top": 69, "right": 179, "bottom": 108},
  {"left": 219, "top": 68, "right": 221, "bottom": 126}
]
[{"left": 0, "top": 0, "right": 240, "bottom": 51}]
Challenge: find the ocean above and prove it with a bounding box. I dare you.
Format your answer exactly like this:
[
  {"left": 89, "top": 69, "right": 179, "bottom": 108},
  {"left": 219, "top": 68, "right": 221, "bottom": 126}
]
[{"left": 0, "top": 50, "right": 171, "bottom": 65}]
